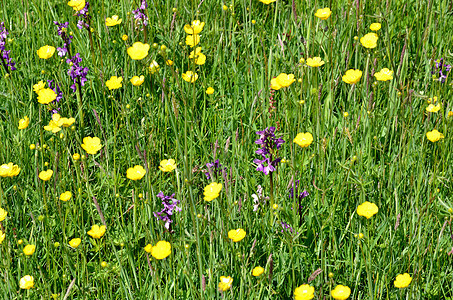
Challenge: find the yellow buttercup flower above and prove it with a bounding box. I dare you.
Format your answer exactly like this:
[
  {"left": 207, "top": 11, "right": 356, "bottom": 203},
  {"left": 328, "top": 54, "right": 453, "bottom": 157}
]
[
  {"left": 374, "top": 68, "right": 393, "bottom": 81},
  {"left": 33, "top": 81, "right": 46, "bottom": 93},
  {"left": 19, "top": 275, "right": 34, "bottom": 289},
  {"left": 165, "top": 59, "right": 174, "bottom": 66},
  {"left": 356, "top": 201, "right": 379, "bottom": 219},
  {"left": 426, "top": 103, "right": 440, "bottom": 113},
  {"left": 342, "top": 69, "right": 362, "bottom": 84},
  {"left": 189, "top": 47, "right": 206, "bottom": 65},
  {"left": 18, "top": 116, "right": 29, "bottom": 129},
  {"left": 69, "top": 238, "right": 81, "bottom": 248},
  {"left": 294, "top": 284, "right": 315, "bottom": 300},
  {"left": 105, "top": 15, "right": 122, "bottom": 27},
  {"left": 0, "top": 163, "right": 21, "bottom": 177},
  {"left": 44, "top": 113, "right": 74, "bottom": 133},
  {"left": 159, "top": 159, "right": 176, "bottom": 172},
  {"left": 127, "top": 42, "right": 150, "bottom": 60},
  {"left": 144, "top": 244, "right": 153, "bottom": 253},
  {"left": 59, "top": 117, "right": 75, "bottom": 127},
  {"left": 252, "top": 266, "right": 264, "bottom": 277},
  {"left": 87, "top": 224, "right": 106, "bottom": 239},
  {"left": 60, "top": 191, "right": 72, "bottom": 201},
  {"left": 149, "top": 60, "right": 160, "bottom": 74},
  {"left": 0, "top": 207, "right": 7, "bottom": 221},
  {"left": 218, "top": 276, "right": 233, "bottom": 291},
  {"left": 203, "top": 182, "right": 222, "bottom": 201},
  {"left": 23, "top": 244, "right": 36, "bottom": 256},
  {"left": 0, "top": 230, "right": 5, "bottom": 244},
  {"left": 314, "top": 8, "right": 332, "bottom": 20},
  {"left": 121, "top": 34, "right": 128, "bottom": 41},
  {"left": 228, "top": 228, "right": 246, "bottom": 242},
  {"left": 106, "top": 76, "right": 123, "bottom": 90},
  {"left": 184, "top": 20, "right": 205, "bottom": 35},
  {"left": 44, "top": 119, "right": 62, "bottom": 133},
  {"left": 130, "top": 75, "right": 145, "bottom": 86},
  {"left": 426, "top": 129, "right": 444, "bottom": 142},
  {"left": 39, "top": 169, "right": 53, "bottom": 181},
  {"left": 182, "top": 71, "right": 198, "bottom": 83},
  {"left": 306, "top": 57, "right": 325, "bottom": 67},
  {"left": 126, "top": 165, "right": 146, "bottom": 180},
  {"left": 276, "top": 73, "right": 295, "bottom": 88},
  {"left": 360, "top": 32, "right": 378, "bottom": 49},
  {"left": 185, "top": 34, "right": 200, "bottom": 47},
  {"left": 259, "top": 0, "right": 277, "bottom": 4},
  {"left": 394, "top": 273, "right": 412, "bottom": 288},
  {"left": 331, "top": 285, "right": 351, "bottom": 300},
  {"left": 370, "top": 23, "right": 381, "bottom": 31},
  {"left": 81, "top": 136, "right": 103, "bottom": 154},
  {"left": 206, "top": 87, "right": 214, "bottom": 94},
  {"left": 37, "top": 45, "right": 56, "bottom": 59},
  {"left": 294, "top": 132, "right": 313, "bottom": 148},
  {"left": 151, "top": 241, "right": 171, "bottom": 259},
  {"left": 37, "top": 88, "right": 57, "bottom": 104}
]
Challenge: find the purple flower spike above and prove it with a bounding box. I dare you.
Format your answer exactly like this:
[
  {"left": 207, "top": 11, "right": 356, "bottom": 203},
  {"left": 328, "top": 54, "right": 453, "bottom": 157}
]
[
  {"left": 254, "top": 127, "right": 285, "bottom": 175},
  {"left": 0, "top": 22, "right": 16, "bottom": 72},
  {"left": 432, "top": 58, "right": 451, "bottom": 84},
  {"left": 154, "top": 192, "right": 181, "bottom": 232},
  {"left": 54, "top": 21, "right": 73, "bottom": 57},
  {"left": 66, "top": 53, "right": 89, "bottom": 92},
  {"left": 132, "top": 0, "right": 149, "bottom": 28}
]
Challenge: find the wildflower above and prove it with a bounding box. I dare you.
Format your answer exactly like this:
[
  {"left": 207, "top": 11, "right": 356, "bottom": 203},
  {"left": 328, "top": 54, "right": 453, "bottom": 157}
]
[
  {"left": 81, "top": 136, "right": 103, "bottom": 154},
  {"left": 60, "top": 191, "right": 72, "bottom": 201},
  {"left": 294, "top": 284, "right": 315, "bottom": 300},
  {"left": 166, "top": 59, "right": 173, "bottom": 66},
  {"left": 294, "top": 132, "right": 313, "bottom": 148},
  {"left": 87, "top": 224, "right": 106, "bottom": 239},
  {"left": 271, "top": 73, "right": 295, "bottom": 90},
  {"left": 206, "top": 87, "right": 214, "bottom": 94},
  {"left": 151, "top": 241, "right": 171, "bottom": 259},
  {"left": 374, "top": 68, "right": 393, "bottom": 81},
  {"left": 426, "top": 103, "right": 441, "bottom": 113},
  {"left": 33, "top": 81, "right": 46, "bottom": 93},
  {"left": 228, "top": 228, "right": 246, "bottom": 242},
  {"left": 182, "top": 71, "right": 198, "bottom": 83},
  {"left": 67, "top": 0, "right": 86, "bottom": 11},
  {"left": 0, "top": 22, "right": 16, "bottom": 72},
  {"left": 218, "top": 276, "right": 233, "bottom": 291},
  {"left": 185, "top": 34, "right": 200, "bottom": 47},
  {"left": 204, "top": 182, "right": 222, "bottom": 201},
  {"left": 66, "top": 53, "right": 89, "bottom": 92},
  {"left": 426, "top": 129, "right": 444, "bottom": 142},
  {"left": 144, "top": 244, "right": 153, "bottom": 253},
  {"left": 0, "top": 163, "right": 21, "bottom": 178},
  {"left": 370, "top": 23, "right": 381, "bottom": 31},
  {"left": 37, "top": 88, "right": 57, "bottom": 104},
  {"left": 0, "top": 207, "right": 7, "bottom": 221},
  {"left": 254, "top": 127, "right": 285, "bottom": 175},
  {"left": 122, "top": 34, "right": 128, "bottom": 41},
  {"left": 149, "top": 60, "right": 160, "bottom": 74},
  {"left": 448, "top": 111, "right": 453, "bottom": 117},
  {"left": 431, "top": 58, "right": 451, "bottom": 83},
  {"left": 0, "top": 230, "right": 5, "bottom": 244},
  {"left": 74, "top": 1, "right": 91, "bottom": 30},
  {"left": 105, "top": 76, "right": 123, "bottom": 90},
  {"left": 184, "top": 20, "right": 205, "bottom": 35},
  {"left": 314, "top": 8, "right": 332, "bottom": 20},
  {"left": 69, "top": 238, "right": 81, "bottom": 248},
  {"left": 252, "top": 185, "right": 268, "bottom": 211},
  {"left": 127, "top": 42, "right": 150, "bottom": 60},
  {"left": 44, "top": 118, "right": 62, "bottom": 133},
  {"left": 189, "top": 47, "right": 206, "bottom": 65},
  {"left": 37, "top": 45, "right": 56, "bottom": 59},
  {"left": 23, "top": 245, "right": 36, "bottom": 256},
  {"left": 154, "top": 192, "right": 181, "bottom": 231},
  {"left": 342, "top": 69, "right": 362, "bottom": 84},
  {"left": 105, "top": 15, "right": 122, "bottom": 26},
  {"left": 306, "top": 57, "right": 325, "bottom": 67},
  {"left": 252, "top": 266, "right": 264, "bottom": 277},
  {"left": 19, "top": 275, "right": 34, "bottom": 289},
  {"left": 360, "top": 33, "right": 378, "bottom": 49},
  {"left": 18, "top": 117, "right": 29, "bottom": 129},
  {"left": 356, "top": 201, "right": 379, "bottom": 219},
  {"left": 394, "top": 273, "right": 412, "bottom": 288},
  {"left": 343, "top": 112, "right": 349, "bottom": 118},
  {"left": 126, "top": 165, "right": 146, "bottom": 180},
  {"left": 39, "top": 170, "right": 53, "bottom": 181},
  {"left": 331, "top": 285, "right": 351, "bottom": 300},
  {"left": 54, "top": 22, "right": 73, "bottom": 57},
  {"left": 204, "top": 160, "right": 226, "bottom": 180},
  {"left": 132, "top": 0, "right": 148, "bottom": 27},
  {"left": 159, "top": 159, "right": 176, "bottom": 172},
  {"left": 130, "top": 75, "right": 145, "bottom": 86}
]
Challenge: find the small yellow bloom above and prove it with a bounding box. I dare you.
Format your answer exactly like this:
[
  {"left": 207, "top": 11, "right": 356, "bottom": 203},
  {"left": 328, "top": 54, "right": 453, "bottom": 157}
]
[
  {"left": 0, "top": 230, "right": 5, "bottom": 244},
  {"left": 206, "top": 87, "right": 214, "bottom": 94},
  {"left": 37, "top": 88, "right": 57, "bottom": 104},
  {"left": 185, "top": 34, "right": 200, "bottom": 47},
  {"left": 182, "top": 71, "right": 198, "bottom": 83},
  {"left": 356, "top": 201, "right": 379, "bottom": 219},
  {"left": 426, "top": 103, "right": 440, "bottom": 113},
  {"left": 151, "top": 241, "right": 171, "bottom": 260},
  {"left": 222, "top": 5, "right": 228, "bottom": 10},
  {"left": 394, "top": 273, "right": 412, "bottom": 288},
  {"left": 228, "top": 228, "right": 246, "bottom": 242},
  {"left": 121, "top": 34, "right": 128, "bottom": 41},
  {"left": 37, "top": 45, "right": 56, "bottom": 59},
  {"left": 144, "top": 244, "right": 153, "bottom": 253},
  {"left": 331, "top": 285, "right": 351, "bottom": 300},
  {"left": 426, "top": 129, "right": 444, "bottom": 142},
  {"left": 60, "top": 191, "right": 72, "bottom": 201},
  {"left": 370, "top": 23, "right": 381, "bottom": 31},
  {"left": 360, "top": 32, "right": 378, "bottom": 49},
  {"left": 294, "top": 132, "right": 313, "bottom": 148},
  {"left": 0, "top": 207, "right": 7, "bottom": 221},
  {"left": 126, "top": 165, "right": 147, "bottom": 180},
  {"left": 0, "top": 163, "right": 21, "bottom": 178},
  {"left": 33, "top": 81, "right": 46, "bottom": 93},
  {"left": 106, "top": 76, "right": 123, "bottom": 90},
  {"left": 314, "top": 8, "right": 332, "bottom": 20},
  {"left": 105, "top": 15, "right": 122, "bottom": 27},
  {"left": 18, "top": 116, "right": 29, "bottom": 129},
  {"left": 87, "top": 224, "right": 106, "bottom": 239},
  {"left": 203, "top": 182, "right": 222, "bottom": 201},
  {"left": 149, "top": 60, "right": 160, "bottom": 74},
  {"left": 306, "top": 57, "right": 325, "bottom": 67},
  {"left": 23, "top": 244, "right": 36, "bottom": 256},
  {"left": 130, "top": 75, "right": 145, "bottom": 86},
  {"left": 19, "top": 275, "right": 34, "bottom": 290},
  {"left": 294, "top": 284, "right": 315, "bottom": 300},
  {"left": 273, "top": 73, "right": 295, "bottom": 90},
  {"left": 342, "top": 69, "right": 362, "bottom": 84},
  {"left": 189, "top": 47, "right": 206, "bottom": 65},
  {"left": 448, "top": 111, "right": 453, "bottom": 117},
  {"left": 166, "top": 59, "right": 174, "bottom": 66},
  {"left": 218, "top": 276, "right": 233, "bottom": 291},
  {"left": 81, "top": 136, "right": 103, "bottom": 155},
  {"left": 252, "top": 266, "right": 264, "bottom": 277},
  {"left": 184, "top": 20, "right": 205, "bottom": 35},
  {"left": 38, "top": 169, "right": 53, "bottom": 181},
  {"left": 69, "top": 238, "right": 81, "bottom": 248},
  {"left": 374, "top": 68, "right": 393, "bottom": 81},
  {"left": 159, "top": 159, "right": 176, "bottom": 172},
  {"left": 127, "top": 42, "right": 150, "bottom": 60},
  {"left": 343, "top": 112, "right": 349, "bottom": 118}
]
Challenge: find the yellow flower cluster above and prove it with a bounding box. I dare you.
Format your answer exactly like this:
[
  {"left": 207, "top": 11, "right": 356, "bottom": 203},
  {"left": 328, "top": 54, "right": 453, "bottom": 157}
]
[
  {"left": 44, "top": 114, "right": 75, "bottom": 133},
  {"left": 271, "top": 73, "right": 295, "bottom": 90},
  {"left": 144, "top": 240, "right": 171, "bottom": 259}
]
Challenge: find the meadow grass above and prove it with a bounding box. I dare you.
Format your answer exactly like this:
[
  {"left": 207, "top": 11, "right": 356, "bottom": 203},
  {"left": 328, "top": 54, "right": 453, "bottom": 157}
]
[{"left": 0, "top": 0, "right": 452, "bottom": 299}]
